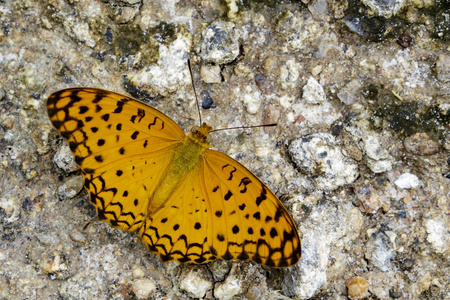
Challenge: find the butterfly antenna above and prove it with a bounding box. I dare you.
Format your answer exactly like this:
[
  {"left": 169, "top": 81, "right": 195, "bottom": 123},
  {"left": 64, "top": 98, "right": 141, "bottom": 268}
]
[
  {"left": 211, "top": 123, "right": 277, "bottom": 133},
  {"left": 188, "top": 59, "right": 202, "bottom": 126}
]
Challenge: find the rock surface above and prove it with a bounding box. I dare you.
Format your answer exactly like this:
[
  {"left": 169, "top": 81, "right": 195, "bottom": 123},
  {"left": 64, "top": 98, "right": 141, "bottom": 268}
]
[{"left": 1, "top": 0, "right": 449, "bottom": 299}]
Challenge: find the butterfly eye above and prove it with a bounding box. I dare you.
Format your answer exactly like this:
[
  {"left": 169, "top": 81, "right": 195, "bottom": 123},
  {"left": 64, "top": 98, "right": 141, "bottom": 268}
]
[{"left": 190, "top": 126, "right": 199, "bottom": 133}]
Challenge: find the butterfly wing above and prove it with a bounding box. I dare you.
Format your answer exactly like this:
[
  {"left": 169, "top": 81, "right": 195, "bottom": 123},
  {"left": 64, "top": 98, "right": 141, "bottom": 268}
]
[
  {"left": 47, "top": 88, "right": 186, "bottom": 232},
  {"left": 139, "top": 162, "right": 215, "bottom": 264},
  {"left": 138, "top": 148, "right": 301, "bottom": 267},
  {"left": 203, "top": 150, "right": 301, "bottom": 267}
]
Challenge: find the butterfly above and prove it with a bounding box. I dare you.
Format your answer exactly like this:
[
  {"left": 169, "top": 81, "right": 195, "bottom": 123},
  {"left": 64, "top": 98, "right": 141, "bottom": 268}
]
[{"left": 47, "top": 87, "right": 301, "bottom": 267}]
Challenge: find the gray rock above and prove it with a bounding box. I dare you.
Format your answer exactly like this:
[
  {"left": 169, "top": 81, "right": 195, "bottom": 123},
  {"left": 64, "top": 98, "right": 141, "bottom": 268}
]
[
  {"left": 394, "top": 173, "right": 420, "bottom": 189},
  {"left": 57, "top": 176, "right": 84, "bottom": 200},
  {"left": 53, "top": 143, "right": 79, "bottom": 173},
  {"left": 337, "top": 79, "right": 361, "bottom": 105},
  {"left": 288, "top": 133, "right": 359, "bottom": 190},
  {"left": 302, "top": 76, "right": 326, "bottom": 104},
  {"left": 361, "top": 0, "right": 406, "bottom": 18},
  {"left": 436, "top": 54, "right": 450, "bottom": 83},
  {"left": 200, "top": 63, "right": 222, "bottom": 83},
  {"left": 198, "top": 21, "right": 240, "bottom": 64},
  {"left": 126, "top": 33, "right": 192, "bottom": 96},
  {"left": 365, "top": 228, "right": 396, "bottom": 272}
]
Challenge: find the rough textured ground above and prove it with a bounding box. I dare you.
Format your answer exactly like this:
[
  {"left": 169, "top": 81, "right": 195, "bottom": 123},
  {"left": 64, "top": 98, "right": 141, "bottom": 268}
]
[{"left": 0, "top": 0, "right": 449, "bottom": 299}]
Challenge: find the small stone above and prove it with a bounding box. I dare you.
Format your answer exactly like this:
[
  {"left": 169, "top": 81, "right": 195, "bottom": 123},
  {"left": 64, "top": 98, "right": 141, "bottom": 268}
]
[
  {"left": 425, "top": 218, "right": 450, "bottom": 254},
  {"left": 394, "top": 173, "right": 420, "bottom": 189},
  {"left": 404, "top": 132, "right": 440, "bottom": 155},
  {"left": 345, "top": 276, "right": 369, "bottom": 299},
  {"left": 224, "top": 0, "right": 239, "bottom": 19},
  {"left": 69, "top": 229, "right": 87, "bottom": 244},
  {"left": 397, "top": 34, "right": 413, "bottom": 48},
  {"left": 436, "top": 54, "right": 450, "bottom": 83},
  {"left": 198, "top": 20, "right": 240, "bottom": 64},
  {"left": 288, "top": 133, "right": 359, "bottom": 190},
  {"left": 242, "top": 86, "right": 261, "bottom": 115},
  {"left": 302, "top": 76, "right": 326, "bottom": 104},
  {"left": 214, "top": 274, "right": 243, "bottom": 300},
  {"left": 131, "top": 278, "right": 157, "bottom": 299},
  {"left": 360, "top": 0, "right": 405, "bottom": 18},
  {"left": 131, "top": 265, "right": 146, "bottom": 279},
  {"left": 57, "top": 175, "right": 84, "bottom": 200},
  {"left": 179, "top": 268, "right": 213, "bottom": 298},
  {"left": 308, "top": 0, "right": 329, "bottom": 21},
  {"left": 201, "top": 90, "right": 215, "bottom": 109},
  {"left": 255, "top": 73, "right": 273, "bottom": 94},
  {"left": 337, "top": 79, "right": 361, "bottom": 105},
  {"left": 40, "top": 251, "right": 71, "bottom": 280},
  {"left": 126, "top": 33, "right": 192, "bottom": 97},
  {"left": 111, "top": 4, "right": 140, "bottom": 24},
  {"left": 200, "top": 64, "right": 222, "bottom": 83},
  {"left": 53, "top": 143, "right": 79, "bottom": 173},
  {"left": 365, "top": 229, "right": 396, "bottom": 272},
  {"left": 361, "top": 135, "right": 393, "bottom": 173},
  {"left": 0, "top": 88, "right": 5, "bottom": 100},
  {"left": 279, "top": 59, "right": 301, "bottom": 89}
]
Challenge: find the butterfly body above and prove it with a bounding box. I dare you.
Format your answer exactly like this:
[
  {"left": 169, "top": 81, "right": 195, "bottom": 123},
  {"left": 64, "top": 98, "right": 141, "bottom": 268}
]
[
  {"left": 47, "top": 87, "right": 301, "bottom": 267},
  {"left": 149, "top": 123, "right": 211, "bottom": 214}
]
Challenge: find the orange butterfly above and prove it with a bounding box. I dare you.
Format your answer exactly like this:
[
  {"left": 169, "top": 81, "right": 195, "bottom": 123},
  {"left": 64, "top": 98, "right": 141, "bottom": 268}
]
[{"left": 47, "top": 87, "right": 301, "bottom": 267}]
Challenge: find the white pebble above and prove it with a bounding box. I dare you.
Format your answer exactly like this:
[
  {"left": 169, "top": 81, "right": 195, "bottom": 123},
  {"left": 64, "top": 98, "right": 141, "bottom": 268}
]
[
  {"left": 394, "top": 173, "right": 420, "bottom": 189},
  {"left": 131, "top": 278, "right": 157, "bottom": 299}
]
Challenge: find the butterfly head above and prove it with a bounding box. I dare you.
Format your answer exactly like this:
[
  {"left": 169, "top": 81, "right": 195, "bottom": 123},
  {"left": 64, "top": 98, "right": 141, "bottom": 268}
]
[{"left": 188, "top": 123, "right": 212, "bottom": 148}]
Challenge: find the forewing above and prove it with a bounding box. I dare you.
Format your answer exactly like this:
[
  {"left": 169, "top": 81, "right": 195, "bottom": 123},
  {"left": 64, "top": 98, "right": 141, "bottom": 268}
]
[{"left": 47, "top": 87, "right": 186, "bottom": 231}]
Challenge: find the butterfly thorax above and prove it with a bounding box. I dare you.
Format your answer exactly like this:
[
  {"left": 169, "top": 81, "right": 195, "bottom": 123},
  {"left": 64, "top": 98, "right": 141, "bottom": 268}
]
[
  {"left": 187, "top": 123, "right": 212, "bottom": 148},
  {"left": 148, "top": 123, "right": 213, "bottom": 215}
]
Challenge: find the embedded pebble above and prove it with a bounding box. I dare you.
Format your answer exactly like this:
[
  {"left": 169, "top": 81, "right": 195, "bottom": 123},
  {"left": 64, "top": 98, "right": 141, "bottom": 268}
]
[
  {"left": 292, "top": 101, "right": 342, "bottom": 127},
  {"left": 362, "top": 135, "right": 393, "bottom": 173},
  {"left": 344, "top": 120, "right": 393, "bottom": 173},
  {"left": 69, "top": 229, "right": 87, "bottom": 244},
  {"left": 283, "top": 201, "right": 356, "bottom": 298},
  {"left": 198, "top": 20, "right": 240, "bottom": 64},
  {"left": 279, "top": 59, "right": 301, "bottom": 89},
  {"left": 127, "top": 34, "right": 191, "bottom": 97},
  {"left": 346, "top": 276, "right": 370, "bottom": 299},
  {"left": 436, "top": 54, "right": 450, "bottom": 82},
  {"left": 302, "top": 76, "right": 326, "bottom": 104},
  {"left": 425, "top": 218, "right": 450, "bottom": 254},
  {"left": 200, "top": 63, "right": 222, "bottom": 83},
  {"left": 276, "top": 11, "right": 325, "bottom": 52},
  {"left": 365, "top": 229, "right": 396, "bottom": 272},
  {"left": 394, "top": 173, "right": 420, "bottom": 189},
  {"left": 214, "top": 274, "right": 243, "bottom": 300},
  {"left": 337, "top": 79, "right": 361, "bottom": 105},
  {"left": 40, "top": 251, "right": 71, "bottom": 280},
  {"left": 254, "top": 73, "right": 273, "bottom": 94},
  {"left": 242, "top": 87, "right": 261, "bottom": 115},
  {"left": 56, "top": 175, "right": 84, "bottom": 200},
  {"left": 179, "top": 269, "right": 213, "bottom": 298},
  {"left": 131, "top": 265, "right": 146, "bottom": 279},
  {"left": 288, "top": 133, "right": 359, "bottom": 190},
  {"left": 308, "top": 0, "right": 329, "bottom": 21},
  {"left": 0, "top": 88, "right": 5, "bottom": 100},
  {"left": 110, "top": 2, "right": 140, "bottom": 24},
  {"left": 0, "top": 196, "right": 21, "bottom": 224},
  {"left": 131, "top": 278, "right": 157, "bottom": 299},
  {"left": 360, "top": 0, "right": 405, "bottom": 18},
  {"left": 404, "top": 132, "right": 440, "bottom": 155},
  {"left": 224, "top": 0, "right": 239, "bottom": 18},
  {"left": 53, "top": 142, "right": 79, "bottom": 173}
]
